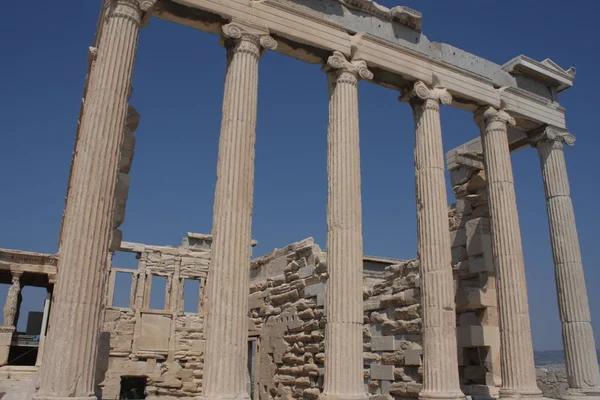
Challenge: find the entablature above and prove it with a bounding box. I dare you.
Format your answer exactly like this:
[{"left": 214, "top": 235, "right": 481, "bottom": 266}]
[{"left": 154, "top": 0, "right": 573, "bottom": 130}]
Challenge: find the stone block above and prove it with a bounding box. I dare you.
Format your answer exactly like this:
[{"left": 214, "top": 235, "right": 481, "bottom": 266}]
[
  {"left": 393, "top": 304, "right": 420, "bottom": 321},
  {"left": 456, "top": 287, "right": 496, "bottom": 311},
  {"left": 381, "top": 351, "right": 404, "bottom": 366},
  {"left": 381, "top": 319, "right": 421, "bottom": 336},
  {"left": 457, "top": 326, "right": 499, "bottom": 348},
  {"left": 271, "top": 289, "right": 300, "bottom": 305},
  {"left": 372, "top": 336, "right": 396, "bottom": 351},
  {"left": 458, "top": 312, "right": 479, "bottom": 326},
  {"left": 371, "top": 364, "right": 395, "bottom": 380},
  {"left": 468, "top": 255, "right": 493, "bottom": 274},
  {"left": 450, "top": 228, "right": 467, "bottom": 248},
  {"left": 364, "top": 299, "right": 382, "bottom": 311},
  {"left": 404, "top": 349, "right": 422, "bottom": 366},
  {"left": 452, "top": 246, "right": 468, "bottom": 265},
  {"left": 381, "top": 380, "right": 391, "bottom": 395},
  {"left": 465, "top": 218, "right": 491, "bottom": 257},
  {"left": 303, "top": 282, "right": 325, "bottom": 299},
  {"left": 297, "top": 266, "right": 315, "bottom": 279},
  {"left": 249, "top": 292, "right": 265, "bottom": 310},
  {"left": 464, "top": 365, "right": 486, "bottom": 381},
  {"left": 380, "top": 289, "right": 420, "bottom": 308},
  {"left": 370, "top": 324, "right": 382, "bottom": 337},
  {"left": 317, "top": 292, "right": 326, "bottom": 307}
]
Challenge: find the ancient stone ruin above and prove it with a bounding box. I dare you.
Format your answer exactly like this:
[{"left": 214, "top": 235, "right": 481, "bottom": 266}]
[{"left": 1, "top": 1, "right": 598, "bottom": 400}]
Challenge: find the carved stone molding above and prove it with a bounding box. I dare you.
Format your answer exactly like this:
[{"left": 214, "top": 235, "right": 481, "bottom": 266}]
[
  {"left": 222, "top": 21, "right": 277, "bottom": 57},
  {"left": 106, "top": 0, "right": 158, "bottom": 25},
  {"left": 324, "top": 51, "right": 373, "bottom": 84},
  {"left": 474, "top": 106, "right": 516, "bottom": 129},
  {"left": 338, "top": 0, "right": 423, "bottom": 31},
  {"left": 530, "top": 126, "right": 575, "bottom": 147},
  {"left": 401, "top": 80, "right": 453, "bottom": 108},
  {"left": 0, "top": 326, "right": 15, "bottom": 334},
  {"left": 0, "top": 250, "right": 58, "bottom": 266}
]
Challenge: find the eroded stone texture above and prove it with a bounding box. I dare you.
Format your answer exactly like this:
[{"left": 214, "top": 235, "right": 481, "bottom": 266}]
[
  {"left": 321, "top": 51, "right": 372, "bottom": 400},
  {"left": 201, "top": 20, "right": 276, "bottom": 400},
  {"left": 530, "top": 127, "right": 600, "bottom": 398},
  {"left": 403, "top": 80, "right": 463, "bottom": 400},
  {"left": 248, "top": 239, "right": 423, "bottom": 400},
  {"left": 475, "top": 106, "right": 541, "bottom": 400}
]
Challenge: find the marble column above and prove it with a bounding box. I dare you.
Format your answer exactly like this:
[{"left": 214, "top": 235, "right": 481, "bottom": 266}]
[
  {"left": 530, "top": 127, "right": 600, "bottom": 399},
  {"left": 403, "top": 81, "right": 464, "bottom": 400},
  {"left": 201, "top": 21, "right": 276, "bottom": 400},
  {"left": 474, "top": 106, "right": 541, "bottom": 400},
  {"left": 36, "top": 1, "right": 153, "bottom": 399},
  {"left": 320, "top": 51, "right": 372, "bottom": 400}
]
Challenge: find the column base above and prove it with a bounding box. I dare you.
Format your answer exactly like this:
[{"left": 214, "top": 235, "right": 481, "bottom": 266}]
[
  {"left": 320, "top": 394, "right": 369, "bottom": 400},
  {"left": 194, "top": 395, "right": 250, "bottom": 400},
  {"left": 499, "top": 387, "right": 542, "bottom": 400},
  {"left": 419, "top": 390, "right": 465, "bottom": 400},
  {"left": 562, "top": 387, "right": 600, "bottom": 400}
]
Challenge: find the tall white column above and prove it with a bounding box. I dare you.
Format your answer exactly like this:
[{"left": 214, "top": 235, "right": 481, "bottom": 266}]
[
  {"left": 321, "top": 51, "right": 372, "bottom": 400},
  {"left": 35, "top": 1, "right": 153, "bottom": 398},
  {"left": 201, "top": 21, "right": 276, "bottom": 400},
  {"left": 531, "top": 127, "right": 600, "bottom": 400},
  {"left": 403, "top": 81, "right": 464, "bottom": 400},
  {"left": 474, "top": 106, "right": 541, "bottom": 400}
]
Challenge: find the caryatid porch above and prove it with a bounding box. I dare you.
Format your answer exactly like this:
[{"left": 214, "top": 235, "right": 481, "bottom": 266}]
[{"left": 35, "top": 1, "right": 597, "bottom": 400}]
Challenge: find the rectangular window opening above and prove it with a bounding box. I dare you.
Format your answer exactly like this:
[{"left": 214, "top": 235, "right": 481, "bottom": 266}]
[
  {"left": 113, "top": 272, "right": 134, "bottom": 308},
  {"left": 149, "top": 275, "right": 167, "bottom": 311},
  {"left": 183, "top": 279, "right": 200, "bottom": 314},
  {"left": 112, "top": 251, "right": 139, "bottom": 270}
]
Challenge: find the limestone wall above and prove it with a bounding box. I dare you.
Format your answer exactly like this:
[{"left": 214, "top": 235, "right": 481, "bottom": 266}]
[
  {"left": 535, "top": 368, "right": 570, "bottom": 399},
  {"left": 248, "top": 238, "right": 424, "bottom": 400},
  {"left": 449, "top": 164, "right": 501, "bottom": 399},
  {"left": 97, "top": 233, "right": 209, "bottom": 400}
]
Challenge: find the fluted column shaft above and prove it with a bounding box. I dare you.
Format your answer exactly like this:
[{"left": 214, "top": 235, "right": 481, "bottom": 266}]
[
  {"left": 321, "top": 51, "right": 371, "bottom": 400},
  {"left": 404, "top": 82, "right": 463, "bottom": 400},
  {"left": 201, "top": 21, "right": 275, "bottom": 400},
  {"left": 475, "top": 107, "right": 541, "bottom": 400},
  {"left": 36, "top": 1, "right": 150, "bottom": 399},
  {"left": 532, "top": 128, "right": 600, "bottom": 396}
]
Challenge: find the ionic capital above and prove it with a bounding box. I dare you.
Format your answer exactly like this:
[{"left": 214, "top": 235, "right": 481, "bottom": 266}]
[
  {"left": 222, "top": 21, "right": 277, "bottom": 57},
  {"left": 324, "top": 51, "right": 373, "bottom": 83},
  {"left": 401, "top": 80, "right": 452, "bottom": 106},
  {"left": 474, "top": 106, "right": 516, "bottom": 129},
  {"left": 529, "top": 126, "right": 575, "bottom": 148},
  {"left": 105, "top": 0, "right": 145, "bottom": 24}
]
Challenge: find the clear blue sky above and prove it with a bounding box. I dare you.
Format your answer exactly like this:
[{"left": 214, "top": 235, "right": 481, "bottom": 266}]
[{"left": 0, "top": 0, "right": 598, "bottom": 351}]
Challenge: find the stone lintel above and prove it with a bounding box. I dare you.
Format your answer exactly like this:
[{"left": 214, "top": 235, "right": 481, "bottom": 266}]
[{"left": 163, "top": 0, "right": 568, "bottom": 129}]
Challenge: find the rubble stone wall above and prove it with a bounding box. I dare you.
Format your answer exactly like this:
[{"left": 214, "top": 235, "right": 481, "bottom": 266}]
[
  {"left": 97, "top": 234, "right": 210, "bottom": 400},
  {"left": 248, "top": 238, "right": 424, "bottom": 400},
  {"left": 535, "top": 368, "right": 569, "bottom": 399}
]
